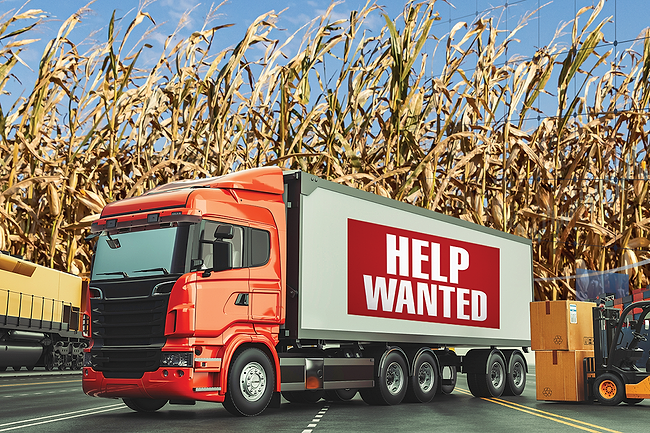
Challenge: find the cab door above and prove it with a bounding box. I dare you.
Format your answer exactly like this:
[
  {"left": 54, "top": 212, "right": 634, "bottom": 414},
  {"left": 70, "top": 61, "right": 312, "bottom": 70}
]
[
  {"left": 248, "top": 226, "right": 281, "bottom": 323},
  {"left": 194, "top": 220, "right": 251, "bottom": 337}
]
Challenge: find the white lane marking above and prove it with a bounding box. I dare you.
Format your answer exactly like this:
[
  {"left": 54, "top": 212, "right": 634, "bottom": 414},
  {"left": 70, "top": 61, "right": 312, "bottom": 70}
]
[
  {"left": 0, "top": 404, "right": 124, "bottom": 431},
  {"left": 1, "top": 388, "right": 81, "bottom": 399},
  {"left": 301, "top": 405, "right": 329, "bottom": 432}
]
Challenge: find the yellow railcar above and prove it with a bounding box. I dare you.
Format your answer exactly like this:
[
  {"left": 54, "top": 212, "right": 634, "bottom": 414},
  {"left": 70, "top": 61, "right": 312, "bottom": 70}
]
[{"left": 0, "top": 252, "right": 87, "bottom": 371}]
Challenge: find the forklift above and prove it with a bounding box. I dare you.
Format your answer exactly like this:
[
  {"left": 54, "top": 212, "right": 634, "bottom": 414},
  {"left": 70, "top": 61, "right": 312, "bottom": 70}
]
[{"left": 585, "top": 300, "right": 650, "bottom": 405}]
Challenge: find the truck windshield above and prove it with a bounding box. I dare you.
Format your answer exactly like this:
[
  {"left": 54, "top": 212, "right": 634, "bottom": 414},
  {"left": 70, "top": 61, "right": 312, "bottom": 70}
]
[{"left": 91, "top": 224, "right": 193, "bottom": 281}]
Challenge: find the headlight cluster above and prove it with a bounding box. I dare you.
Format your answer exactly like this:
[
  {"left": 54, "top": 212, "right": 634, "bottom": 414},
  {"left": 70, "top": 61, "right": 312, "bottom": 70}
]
[{"left": 160, "top": 352, "right": 193, "bottom": 367}]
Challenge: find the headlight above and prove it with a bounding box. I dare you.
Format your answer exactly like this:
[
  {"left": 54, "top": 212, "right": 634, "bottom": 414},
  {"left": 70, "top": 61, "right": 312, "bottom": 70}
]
[{"left": 160, "top": 352, "right": 193, "bottom": 367}]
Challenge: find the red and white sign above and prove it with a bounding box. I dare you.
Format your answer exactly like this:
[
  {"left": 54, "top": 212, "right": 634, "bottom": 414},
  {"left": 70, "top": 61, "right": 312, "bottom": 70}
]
[{"left": 347, "top": 219, "right": 500, "bottom": 329}]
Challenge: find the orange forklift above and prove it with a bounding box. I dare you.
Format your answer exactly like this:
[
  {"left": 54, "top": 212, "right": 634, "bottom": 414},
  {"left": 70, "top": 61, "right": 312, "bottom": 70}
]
[{"left": 586, "top": 300, "right": 650, "bottom": 405}]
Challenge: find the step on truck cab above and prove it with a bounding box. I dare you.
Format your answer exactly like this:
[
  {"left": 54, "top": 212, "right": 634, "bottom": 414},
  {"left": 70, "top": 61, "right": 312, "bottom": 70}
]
[{"left": 82, "top": 166, "right": 533, "bottom": 416}]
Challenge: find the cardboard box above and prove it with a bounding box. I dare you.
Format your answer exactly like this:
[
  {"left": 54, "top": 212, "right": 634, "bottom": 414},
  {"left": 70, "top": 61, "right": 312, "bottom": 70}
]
[
  {"left": 535, "top": 350, "right": 594, "bottom": 401},
  {"left": 530, "top": 300, "right": 595, "bottom": 351}
]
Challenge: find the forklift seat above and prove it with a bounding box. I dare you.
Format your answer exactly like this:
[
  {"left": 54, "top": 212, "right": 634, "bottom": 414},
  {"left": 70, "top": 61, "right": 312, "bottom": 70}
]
[{"left": 610, "top": 347, "right": 644, "bottom": 371}]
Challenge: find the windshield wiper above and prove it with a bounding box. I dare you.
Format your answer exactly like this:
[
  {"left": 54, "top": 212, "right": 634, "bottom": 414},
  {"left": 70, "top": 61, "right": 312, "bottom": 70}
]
[
  {"left": 97, "top": 271, "right": 129, "bottom": 278},
  {"left": 134, "top": 267, "right": 169, "bottom": 275}
]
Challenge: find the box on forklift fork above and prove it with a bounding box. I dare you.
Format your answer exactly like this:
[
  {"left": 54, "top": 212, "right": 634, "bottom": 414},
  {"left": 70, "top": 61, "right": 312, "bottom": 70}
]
[
  {"left": 535, "top": 350, "right": 594, "bottom": 401},
  {"left": 530, "top": 300, "right": 595, "bottom": 351}
]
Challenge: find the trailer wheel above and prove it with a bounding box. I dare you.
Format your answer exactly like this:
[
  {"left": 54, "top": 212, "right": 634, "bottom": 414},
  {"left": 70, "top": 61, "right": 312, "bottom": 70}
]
[
  {"left": 503, "top": 352, "right": 526, "bottom": 396},
  {"left": 594, "top": 373, "right": 624, "bottom": 406},
  {"left": 223, "top": 348, "right": 274, "bottom": 416},
  {"left": 123, "top": 398, "right": 167, "bottom": 412},
  {"left": 438, "top": 365, "right": 457, "bottom": 395},
  {"left": 282, "top": 390, "right": 325, "bottom": 403},
  {"left": 324, "top": 388, "right": 358, "bottom": 402},
  {"left": 360, "top": 351, "right": 407, "bottom": 405},
  {"left": 12, "top": 366, "right": 21, "bottom": 371},
  {"left": 467, "top": 352, "right": 506, "bottom": 397},
  {"left": 405, "top": 352, "right": 438, "bottom": 403}
]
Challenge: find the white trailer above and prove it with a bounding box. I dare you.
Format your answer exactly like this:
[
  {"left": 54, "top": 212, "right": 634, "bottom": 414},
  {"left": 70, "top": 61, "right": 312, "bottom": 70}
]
[{"left": 280, "top": 171, "right": 533, "bottom": 402}]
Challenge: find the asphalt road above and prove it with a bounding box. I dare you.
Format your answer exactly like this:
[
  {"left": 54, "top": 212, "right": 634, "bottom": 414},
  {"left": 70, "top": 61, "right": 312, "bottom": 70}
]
[{"left": 0, "top": 369, "right": 648, "bottom": 433}]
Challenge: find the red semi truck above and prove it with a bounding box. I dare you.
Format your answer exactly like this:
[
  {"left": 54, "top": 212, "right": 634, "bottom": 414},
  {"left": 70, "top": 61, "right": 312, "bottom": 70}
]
[{"left": 82, "top": 167, "right": 533, "bottom": 416}]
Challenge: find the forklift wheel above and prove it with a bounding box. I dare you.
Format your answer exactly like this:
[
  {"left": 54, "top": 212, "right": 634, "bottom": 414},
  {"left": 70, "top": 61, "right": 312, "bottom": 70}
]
[{"left": 594, "top": 373, "right": 625, "bottom": 406}]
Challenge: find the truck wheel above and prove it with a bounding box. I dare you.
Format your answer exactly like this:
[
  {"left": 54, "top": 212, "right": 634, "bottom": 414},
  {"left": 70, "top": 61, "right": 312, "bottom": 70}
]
[
  {"left": 438, "top": 365, "right": 457, "bottom": 395},
  {"left": 467, "top": 352, "right": 506, "bottom": 397},
  {"left": 123, "top": 398, "right": 168, "bottom": 412},
  {"left": 594, "top": 373, "right": 624, "bottom": 406},
  {"left": 282, "top": 390, "right": 325, "bottom": 403},
  {"left": 324, "top": 388, "right": 358, "bottom": 402},
  {"left": 503, "top": 352, "right": 526, "bottom": 396},
  {"left": 360, "top": 351, "right": 408, "bottom": 405},
  {"left": 405, "top": 352, "right": 438, "bottom": 403},
  {"left": 223, "top": 348, "right": 274, "bottom": 416}
]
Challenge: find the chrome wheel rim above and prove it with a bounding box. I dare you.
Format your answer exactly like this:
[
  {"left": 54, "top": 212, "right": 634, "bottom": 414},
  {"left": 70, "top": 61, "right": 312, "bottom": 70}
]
[
  {"left": 239, "top": 361, "right": 266, "bottom": 402},
  {"left": 512, "top": 361, "right": 524, "bottom": 388},
  {"left": 490, "top": 361, "right": 504, "bottom": 389},
  {"left": 386, "top": 361, "right": 404, "bottom": 395},
  {"left": 418, "top": 362, "right": 434, "bottom": 393}
]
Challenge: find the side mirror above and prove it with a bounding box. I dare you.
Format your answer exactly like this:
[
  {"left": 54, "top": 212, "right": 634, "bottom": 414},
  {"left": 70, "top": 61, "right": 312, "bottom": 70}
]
[
  {"left": 214, "top": 225, "right": 234, "bottom": 240},
  {"left": 213, "top": 240, "right": 233, "bottom": 272},
  {"left": 200, "top": 240, "right": 233, "bottom": 277}
]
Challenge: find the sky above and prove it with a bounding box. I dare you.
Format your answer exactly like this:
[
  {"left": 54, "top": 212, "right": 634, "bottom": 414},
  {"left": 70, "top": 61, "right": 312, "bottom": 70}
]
[{"left": 1, "top": 0, "right": 649, "bottom": 116}]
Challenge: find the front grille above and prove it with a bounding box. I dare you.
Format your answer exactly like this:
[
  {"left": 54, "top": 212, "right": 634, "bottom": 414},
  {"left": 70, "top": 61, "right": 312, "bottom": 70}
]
[
  {"left": 91, "top": 347, "right": 162, "bottom": 373},
  {"left": 91, "top": 297, "right": 168, "bottom": 347},
  {"left": 89, "top": 276, "right": 178, "bottom": 375}
]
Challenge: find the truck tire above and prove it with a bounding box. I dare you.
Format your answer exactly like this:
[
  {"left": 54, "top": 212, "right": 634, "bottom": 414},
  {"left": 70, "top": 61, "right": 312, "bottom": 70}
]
[
  {"left": 503, "top": 352, "right": 526, "bottom": 396},
  {"left": 324, "top": 388, "right": 358, "bottom": 402},
  {"left": 360, "top": 351, "right": 408, "bottom": 405},
  {"left": 438, "top": 365, "right": 457, "bottom": 395},
  {"left": 594, "top": 373, "right": 625, "bottom": 406},
  {"left": 223, "top": 348, "right": 275, "bottom": 416},
  {"left": 405, "top": 352, "right": 438, "bottom": 403},
  {"left": 467, "top": 352, "right": 506, "bottom": 397},
  {"left": 123, "top": 398, "right": 168, "bottom": 412},
  {"left": 282, "top": 390, "right": 325, "bottom": 403}
]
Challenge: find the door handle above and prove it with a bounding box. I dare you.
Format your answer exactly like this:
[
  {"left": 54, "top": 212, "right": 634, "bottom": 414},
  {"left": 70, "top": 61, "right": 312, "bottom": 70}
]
[{"left": 235, "top": 293, "right": 249, "bottom": 306}]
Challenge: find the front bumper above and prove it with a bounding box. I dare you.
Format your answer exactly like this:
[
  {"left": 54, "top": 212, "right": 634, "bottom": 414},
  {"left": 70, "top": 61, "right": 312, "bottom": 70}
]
[{"left": 82, "top": 367, "right": 224, "bottom": 402}]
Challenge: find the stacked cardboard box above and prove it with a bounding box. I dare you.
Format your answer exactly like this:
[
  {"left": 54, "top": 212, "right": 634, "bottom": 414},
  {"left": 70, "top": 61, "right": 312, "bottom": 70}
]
[{"left": 530, "top": 300, "right": 596, "bottom": 401}]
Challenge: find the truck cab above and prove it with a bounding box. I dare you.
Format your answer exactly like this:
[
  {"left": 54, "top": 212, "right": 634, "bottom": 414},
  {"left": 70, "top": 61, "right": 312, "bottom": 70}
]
[{"left": 82, "top": 167, "right": 287, "bottom": 415}]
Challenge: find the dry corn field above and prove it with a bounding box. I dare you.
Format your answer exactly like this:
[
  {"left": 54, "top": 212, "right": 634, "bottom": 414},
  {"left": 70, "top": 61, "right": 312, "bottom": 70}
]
[{"left": 1, "top": 1, "right": 650, "bottom": 301}]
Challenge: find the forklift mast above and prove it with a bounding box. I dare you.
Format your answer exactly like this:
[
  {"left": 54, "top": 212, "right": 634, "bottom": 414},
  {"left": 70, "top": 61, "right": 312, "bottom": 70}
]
[{"left": 592, "top": 303, "right": 621, "bottom": 376}]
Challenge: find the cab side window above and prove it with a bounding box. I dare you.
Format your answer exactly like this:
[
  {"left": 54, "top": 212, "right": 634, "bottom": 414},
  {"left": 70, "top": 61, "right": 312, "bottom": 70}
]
[
  {"left": 201, "top": 221, "right": 244, "bottom": 269},
  {"left": 251, "top": 228, "right": 270, "bottom": 267}
]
